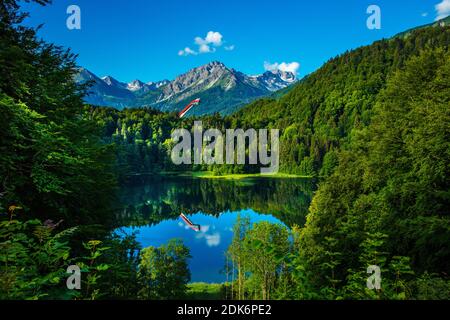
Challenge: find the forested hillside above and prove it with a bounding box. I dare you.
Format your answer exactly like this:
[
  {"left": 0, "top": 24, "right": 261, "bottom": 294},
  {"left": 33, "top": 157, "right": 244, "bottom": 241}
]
[
  {"left": 295, "top": 47, "right": 450, "bottom": 298},
  {"left": 230, "top": 24, "right": 450, "bottom": 176},
  {"left": 223, "top": 45, "right": 449, "bottom": 300},
  {"left": 86, "top": 24, "right": 450, "bottom": 179},
  {"left": 85, "top": 107, "right": 233, "bottom": 180},
  {"left": 85, "top": 107, "right": 179, "bottom": 178}
]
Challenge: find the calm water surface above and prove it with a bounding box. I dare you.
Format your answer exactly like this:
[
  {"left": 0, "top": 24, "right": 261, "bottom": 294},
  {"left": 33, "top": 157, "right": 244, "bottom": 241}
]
[{"left": 115, "top": 176, "right": 314, "bottom": 283}]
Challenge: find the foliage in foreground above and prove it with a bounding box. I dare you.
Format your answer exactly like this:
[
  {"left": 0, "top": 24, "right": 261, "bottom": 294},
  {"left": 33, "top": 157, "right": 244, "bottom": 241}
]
[
  {"left": 0, "top": 209, "right": 191, "bottom": 300},
  {"left": 187, "top": 282, "right": 224, "bottom": 300},
  {"left": 0, "top": 0, "right": 117, "bottom": 225},
  {"left": 225, "top": 219, "right": 450, "bottom": 300}
]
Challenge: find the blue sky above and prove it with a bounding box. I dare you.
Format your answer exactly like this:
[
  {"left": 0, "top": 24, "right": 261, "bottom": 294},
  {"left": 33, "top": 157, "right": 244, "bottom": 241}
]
[{"left": 22, "top": 0, "right": 450, "bottom": 83}]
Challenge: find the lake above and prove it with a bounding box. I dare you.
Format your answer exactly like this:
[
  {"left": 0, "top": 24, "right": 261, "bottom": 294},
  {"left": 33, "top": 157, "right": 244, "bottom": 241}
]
[{"left": 114, "top": 175, "right": 315, "bottom": 283}]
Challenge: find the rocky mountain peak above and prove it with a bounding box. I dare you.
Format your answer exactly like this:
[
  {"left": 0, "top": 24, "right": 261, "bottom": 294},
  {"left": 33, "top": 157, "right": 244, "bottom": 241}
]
[
  {"left": 76, "top": 61, "right": 296, "bottom": 114},
  {"left": 102, "top": 76, "right": 126, "bottom": 88},
  {"left": 127, "top": 79, "right": 146, "bottom": 91}
]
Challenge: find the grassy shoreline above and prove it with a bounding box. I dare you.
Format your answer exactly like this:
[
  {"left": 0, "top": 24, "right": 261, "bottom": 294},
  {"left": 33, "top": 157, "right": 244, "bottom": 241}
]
[
  {"left": 161, "top": 171, "right": 313, "bottom": 180},
  {"left": 187, "top": 282, "right": 224, "bottom": 299}
]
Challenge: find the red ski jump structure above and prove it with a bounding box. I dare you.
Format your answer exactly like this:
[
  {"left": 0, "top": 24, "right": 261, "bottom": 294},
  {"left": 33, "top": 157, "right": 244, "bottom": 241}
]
[
  {"left": 178, "top": 98, "right": 201, "bottom": 118},
  {"left": 180, "top": 213, "right": 201, "bottom": 232}
]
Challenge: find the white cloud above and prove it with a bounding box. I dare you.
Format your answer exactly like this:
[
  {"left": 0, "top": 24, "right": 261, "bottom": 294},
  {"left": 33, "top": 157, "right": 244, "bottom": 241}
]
[
  {"left": 422, "top": 12, "right": 429, "bottom": 17},
  {"left": 435, "top": 0, "right": 450, "bottom": 21},
  {"left": 263, "top": 62, "right": 279, "bottom": 73},
  {"left": 178, "top": 47, "right": 197, "bottom": 56},
  {"left": 205, "top": 233, "right": 221, "bottom": 247},
  {"left": 194, "top": 37, "right": 206, "bottom": 46},
  {"left": 195, "top": 31, "right": 223, "bottom": 52},
  {"left": 198, "top": 43, "right": 215, "bottom": 53},
  {"left": 180, "top": 31, "right": 231, "bottom": 56},
  {"left": 195, "top": 225, "right": 221, "bottom": 247},
  {"left": 205, "top": 31, "right": 223, "bottom": 46},
  {"left": 264, "top": 61, "right": 300, "bottom": 76}
]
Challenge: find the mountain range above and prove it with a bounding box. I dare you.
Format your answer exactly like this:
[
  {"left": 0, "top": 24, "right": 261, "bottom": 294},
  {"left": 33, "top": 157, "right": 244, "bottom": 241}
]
[{"left": 75, "top": 61, "right": 296, "bottom": 115}]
